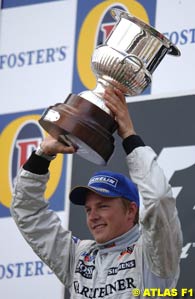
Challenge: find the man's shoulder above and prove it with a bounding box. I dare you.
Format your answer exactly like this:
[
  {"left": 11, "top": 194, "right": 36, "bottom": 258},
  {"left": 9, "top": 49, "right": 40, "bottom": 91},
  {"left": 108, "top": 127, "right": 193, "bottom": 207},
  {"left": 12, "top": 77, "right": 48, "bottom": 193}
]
[{"left": 76, "top": 239, "right": 96, "bottom": 253}]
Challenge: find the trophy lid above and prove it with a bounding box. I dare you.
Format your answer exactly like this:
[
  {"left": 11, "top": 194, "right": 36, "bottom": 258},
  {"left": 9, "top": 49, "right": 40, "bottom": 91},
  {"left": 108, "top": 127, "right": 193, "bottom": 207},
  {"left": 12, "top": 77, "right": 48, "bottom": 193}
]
[{"left": 110, "top": 8, "right": 181, "bottom": 56}]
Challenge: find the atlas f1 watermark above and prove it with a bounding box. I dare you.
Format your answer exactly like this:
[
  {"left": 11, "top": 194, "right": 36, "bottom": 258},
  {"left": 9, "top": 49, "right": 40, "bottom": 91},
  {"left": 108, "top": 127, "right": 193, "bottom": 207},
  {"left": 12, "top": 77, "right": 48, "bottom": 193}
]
[{"left": 131, "top": 288, "right": 194, "bottom": 297}]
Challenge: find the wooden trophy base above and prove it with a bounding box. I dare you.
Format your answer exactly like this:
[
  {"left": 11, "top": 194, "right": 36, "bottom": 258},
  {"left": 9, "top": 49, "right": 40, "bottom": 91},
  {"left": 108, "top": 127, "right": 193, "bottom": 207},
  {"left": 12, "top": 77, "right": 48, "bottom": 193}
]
[{"left": 39, "top": 94, "right": 118, "bottom": 165}]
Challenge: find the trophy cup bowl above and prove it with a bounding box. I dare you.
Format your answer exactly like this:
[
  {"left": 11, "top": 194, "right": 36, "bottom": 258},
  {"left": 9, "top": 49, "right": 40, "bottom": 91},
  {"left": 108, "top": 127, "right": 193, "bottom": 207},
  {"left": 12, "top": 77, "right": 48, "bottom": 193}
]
[{"left": 39, "top": 8, "right": 180, "bottom": 165}]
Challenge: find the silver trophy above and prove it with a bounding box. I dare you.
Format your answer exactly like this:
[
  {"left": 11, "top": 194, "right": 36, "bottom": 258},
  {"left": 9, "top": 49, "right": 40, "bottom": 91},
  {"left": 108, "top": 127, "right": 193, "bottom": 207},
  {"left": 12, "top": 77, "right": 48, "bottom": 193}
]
[{"left": 39, "top": 8, "right": 180, "bottom": 165}]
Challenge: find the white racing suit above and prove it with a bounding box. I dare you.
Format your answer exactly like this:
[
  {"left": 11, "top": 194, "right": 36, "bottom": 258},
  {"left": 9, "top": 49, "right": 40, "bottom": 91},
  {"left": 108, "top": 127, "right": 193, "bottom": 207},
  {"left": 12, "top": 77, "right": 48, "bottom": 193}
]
[{"left": 11, "top": 146, "right": 183, "bottom": 298}]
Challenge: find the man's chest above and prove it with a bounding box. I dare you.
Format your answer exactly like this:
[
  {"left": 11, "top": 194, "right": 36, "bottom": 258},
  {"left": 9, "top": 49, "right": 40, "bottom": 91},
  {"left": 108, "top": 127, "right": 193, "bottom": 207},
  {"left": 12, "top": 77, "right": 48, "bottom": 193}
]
[{"left": 72, "top": 245, "right": 141, "bottom": 298}]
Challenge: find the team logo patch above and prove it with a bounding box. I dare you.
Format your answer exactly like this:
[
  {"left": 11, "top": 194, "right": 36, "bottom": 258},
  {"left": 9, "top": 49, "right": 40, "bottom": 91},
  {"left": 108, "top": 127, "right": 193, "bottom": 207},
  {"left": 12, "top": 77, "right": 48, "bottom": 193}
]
[
  {"left": 108, "top": 260, "right": 136, "bottom": 276},
  {"left": 119, "top": 245, "right": 135, "bottom": 259},
  {"left": 75, "top": 260, "right": 95, "bottom": 279},
  {"left": 73, "top": 277, "right": 137, "bottom": 297}
]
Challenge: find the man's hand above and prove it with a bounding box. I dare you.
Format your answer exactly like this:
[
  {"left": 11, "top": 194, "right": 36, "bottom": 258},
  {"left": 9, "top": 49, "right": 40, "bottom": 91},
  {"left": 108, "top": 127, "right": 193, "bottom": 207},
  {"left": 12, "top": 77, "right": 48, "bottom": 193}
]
[
  {"left": 40, "top": 136, "right": 76, "bottom": 156},
  {"left": 104, "top": 88, "right": 136, "bottom": 139}
]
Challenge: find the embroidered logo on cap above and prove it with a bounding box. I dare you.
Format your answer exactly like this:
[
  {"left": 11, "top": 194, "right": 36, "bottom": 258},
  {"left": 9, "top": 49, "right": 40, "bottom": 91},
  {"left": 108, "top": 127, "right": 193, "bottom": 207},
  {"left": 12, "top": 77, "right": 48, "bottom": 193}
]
[{"left": 88, "top": 175, "right": 118, "bottom": 187}]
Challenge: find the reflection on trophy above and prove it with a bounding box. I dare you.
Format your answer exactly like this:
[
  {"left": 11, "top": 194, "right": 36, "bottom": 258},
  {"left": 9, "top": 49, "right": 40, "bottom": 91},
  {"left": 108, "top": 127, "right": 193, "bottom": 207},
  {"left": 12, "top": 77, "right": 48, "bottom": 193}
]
[{"left": 39, "top": 8, "right": 180, "bottom": 165}]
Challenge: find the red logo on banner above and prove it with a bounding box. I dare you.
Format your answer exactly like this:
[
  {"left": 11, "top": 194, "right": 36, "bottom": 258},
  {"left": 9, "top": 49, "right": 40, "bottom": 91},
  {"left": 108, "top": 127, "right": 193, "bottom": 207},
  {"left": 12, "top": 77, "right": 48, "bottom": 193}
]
[{"left": 16, "top": 139, "right": 40, "bottom": 168}]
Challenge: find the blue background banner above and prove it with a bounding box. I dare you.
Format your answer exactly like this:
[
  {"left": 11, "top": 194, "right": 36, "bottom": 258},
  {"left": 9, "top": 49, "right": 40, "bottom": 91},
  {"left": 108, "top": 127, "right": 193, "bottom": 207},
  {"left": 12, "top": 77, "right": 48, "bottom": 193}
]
[
  {"left": 72, "top": 0, "right": 157, "bottom": 95},
  {"left": 0, "top": 109, "right": 67, "bottom": 218}
]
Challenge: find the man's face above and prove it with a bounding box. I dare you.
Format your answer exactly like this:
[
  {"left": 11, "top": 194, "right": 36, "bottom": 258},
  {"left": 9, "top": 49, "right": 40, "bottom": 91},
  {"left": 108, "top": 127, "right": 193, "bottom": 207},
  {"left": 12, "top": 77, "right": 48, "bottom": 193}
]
[{"left": 85, "top": 191, "right": 136, "bottom": 243}]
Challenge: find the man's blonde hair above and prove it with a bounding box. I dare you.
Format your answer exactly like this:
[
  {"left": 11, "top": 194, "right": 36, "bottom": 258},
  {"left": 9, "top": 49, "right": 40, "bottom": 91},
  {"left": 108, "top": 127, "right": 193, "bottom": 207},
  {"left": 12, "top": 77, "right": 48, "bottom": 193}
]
[{"left": 121, "top": 198, "right": 139, "bottom": 224}]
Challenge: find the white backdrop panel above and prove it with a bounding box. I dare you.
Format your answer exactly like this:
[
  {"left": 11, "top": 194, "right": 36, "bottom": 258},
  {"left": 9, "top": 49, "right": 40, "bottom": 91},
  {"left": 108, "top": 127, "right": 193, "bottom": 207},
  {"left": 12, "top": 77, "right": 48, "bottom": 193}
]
[
  {"left": 0, "top": 0, "right": 77, "bottom": 114},
  {"left": 0, "top": 212, "right": 66, "bottom": 299},
  {"left": 152, "top": 0, "right": 195, "bottom": 96}
]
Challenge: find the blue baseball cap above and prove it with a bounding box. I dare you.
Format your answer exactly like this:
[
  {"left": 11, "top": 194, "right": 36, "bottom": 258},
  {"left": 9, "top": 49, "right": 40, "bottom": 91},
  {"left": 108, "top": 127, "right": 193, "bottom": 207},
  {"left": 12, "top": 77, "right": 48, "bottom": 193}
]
[{"left": 69, "top": 170, "right": 139, "bottom": 206}]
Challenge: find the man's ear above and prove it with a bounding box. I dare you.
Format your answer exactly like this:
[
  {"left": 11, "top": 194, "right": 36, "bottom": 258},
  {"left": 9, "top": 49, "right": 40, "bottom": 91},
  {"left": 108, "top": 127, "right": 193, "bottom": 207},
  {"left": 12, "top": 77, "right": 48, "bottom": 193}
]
[{"left": 128, "top": 202, "right": 138, "bottom": 220}]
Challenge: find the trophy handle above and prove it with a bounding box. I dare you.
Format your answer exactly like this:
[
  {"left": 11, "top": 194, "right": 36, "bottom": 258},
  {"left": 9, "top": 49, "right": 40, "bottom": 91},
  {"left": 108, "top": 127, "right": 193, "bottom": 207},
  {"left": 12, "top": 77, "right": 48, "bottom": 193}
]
[{"left": 120, "top": 54, "right": 143, "bottom": 74}]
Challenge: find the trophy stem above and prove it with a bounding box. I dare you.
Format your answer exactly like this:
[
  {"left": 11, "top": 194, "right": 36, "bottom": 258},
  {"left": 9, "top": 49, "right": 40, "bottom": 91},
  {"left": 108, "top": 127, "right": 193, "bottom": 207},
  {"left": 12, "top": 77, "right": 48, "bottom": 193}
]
[
  {"left": 79, "top": 78, "right": 124, "bottom": 117},
  {"left": 79, "top": 80, "right": 112, "bottom": 115}
]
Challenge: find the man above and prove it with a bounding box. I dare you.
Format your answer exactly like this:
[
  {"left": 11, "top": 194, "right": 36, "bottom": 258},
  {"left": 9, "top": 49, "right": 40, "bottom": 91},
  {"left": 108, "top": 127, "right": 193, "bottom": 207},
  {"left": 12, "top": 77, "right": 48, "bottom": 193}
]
[{"left": 11, "top": 88, "right": 183, "bottom": 298}]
